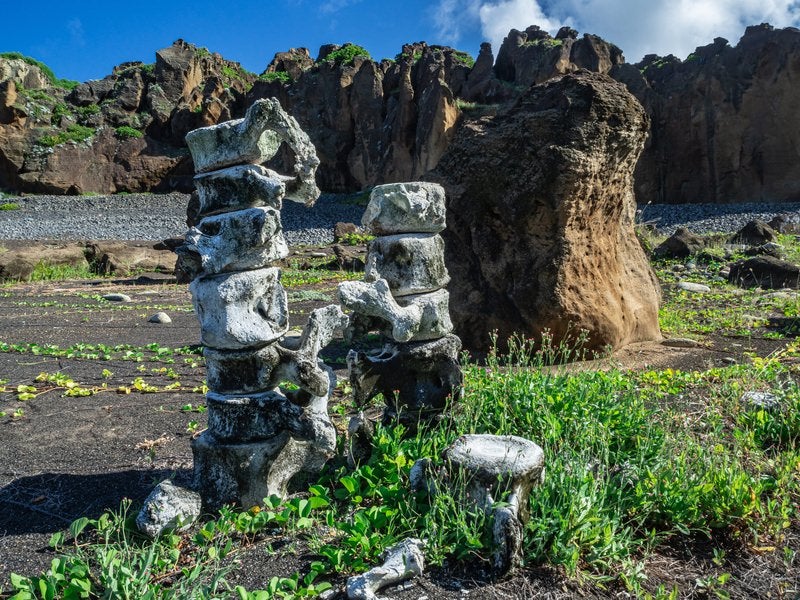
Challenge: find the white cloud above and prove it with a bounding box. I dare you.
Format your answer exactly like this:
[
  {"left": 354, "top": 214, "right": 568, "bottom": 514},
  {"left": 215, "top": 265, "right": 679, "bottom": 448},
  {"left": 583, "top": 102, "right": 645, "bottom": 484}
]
[
  {"left": 478, "top": 0, "right": 561, "bottom": 52},
  {"left": 432, "top": 0, "right": 482, "bottom": 44},
  {"left": 67, "top": 18, "right": 86, "bottom": 47},
  {"left": 560, "top": 0, "right": 800, "bottom": 61},
  {"left": 432, "top": 0, "right": 800, "bottom": 61}
]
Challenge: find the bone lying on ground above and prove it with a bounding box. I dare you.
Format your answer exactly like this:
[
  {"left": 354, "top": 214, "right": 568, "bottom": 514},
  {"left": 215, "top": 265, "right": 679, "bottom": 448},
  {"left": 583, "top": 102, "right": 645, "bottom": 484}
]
[{"left": 346, "top": 537, "right": 425, "bottom": 600}]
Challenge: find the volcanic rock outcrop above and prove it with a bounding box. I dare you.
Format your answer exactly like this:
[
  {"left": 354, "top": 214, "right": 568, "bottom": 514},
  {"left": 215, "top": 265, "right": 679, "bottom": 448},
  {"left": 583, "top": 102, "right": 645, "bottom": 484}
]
[
  {"left": 612, "top": 23, "right": 800, "bottom": 204},
  {"left": 0, "top": 40, "right": 253, "bottom": 194},
  {"left": 3, "top": 24, "right": 800, "bottom": 205},
  {"left": 429, "top": 70, "right": 662, "bottom": 352}
]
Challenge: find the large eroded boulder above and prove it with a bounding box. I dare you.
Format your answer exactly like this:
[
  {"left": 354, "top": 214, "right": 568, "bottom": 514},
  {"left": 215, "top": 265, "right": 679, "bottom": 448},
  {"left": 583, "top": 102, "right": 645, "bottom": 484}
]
[{"left": 429, "top": 70, "right": 661, "bottom": 352}]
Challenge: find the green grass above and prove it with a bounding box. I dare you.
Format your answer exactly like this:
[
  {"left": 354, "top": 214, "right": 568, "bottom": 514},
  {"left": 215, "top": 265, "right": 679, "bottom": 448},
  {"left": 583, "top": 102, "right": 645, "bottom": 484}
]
[
  {"left": 37, "top": 124, "right": 95, "bottom": 147},
  {"left": 0, "top": 52, "right": 79, "bottom": 89},
  {"left": 281, "top": 266, "right": 361, "bottom": 288},
  {"left": 28, "top": 261, "right": 95, "bottom": 281},
  {"left": 452, "top": 50, "right": 475, "bottom": 68},
  {"left": 114, "top": 125, "right": 143, "bottom": 139},
  {"left": 258, "top": 71, "right": 291, "bottom": 84},
  {"left": 6, "top": 333, "right": 798, "bottom": 598},
  {"left": 0, "top": 202, "right": 20, "bottom": 211}
]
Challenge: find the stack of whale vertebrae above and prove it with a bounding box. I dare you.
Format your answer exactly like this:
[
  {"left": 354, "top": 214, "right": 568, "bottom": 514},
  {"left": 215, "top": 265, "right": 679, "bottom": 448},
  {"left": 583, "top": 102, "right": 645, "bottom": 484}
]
[
  {"left": 338, "top": 182, "right": 463, "bottom": 421},
  {"left": 182, "top": 98, "right": 347, "bottom": 510}
]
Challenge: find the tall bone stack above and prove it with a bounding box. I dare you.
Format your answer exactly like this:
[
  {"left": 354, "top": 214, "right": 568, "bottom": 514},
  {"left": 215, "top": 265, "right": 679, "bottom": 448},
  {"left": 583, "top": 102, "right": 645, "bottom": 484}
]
[
  {"left": 182, "top": 98, "right": 346, "bottom": 510},
  {"left": 338, "top": 182, "right": 463, "bottom": 421}
]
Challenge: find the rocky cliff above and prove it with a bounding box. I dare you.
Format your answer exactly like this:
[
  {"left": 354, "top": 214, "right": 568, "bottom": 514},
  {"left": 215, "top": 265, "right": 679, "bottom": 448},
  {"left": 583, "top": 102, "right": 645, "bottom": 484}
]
[
  {"left": 0, "top": 40, "right": 252, "bottom": 194},
  {"left": 612, "top": 23, "right": 800, "bottom": 204},
  {"left": 1, "top": 24, "right": 799, "bottom": 203}
]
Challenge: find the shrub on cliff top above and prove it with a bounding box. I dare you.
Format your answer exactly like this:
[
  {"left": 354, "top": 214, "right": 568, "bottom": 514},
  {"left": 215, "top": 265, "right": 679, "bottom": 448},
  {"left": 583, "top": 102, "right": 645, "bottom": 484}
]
[
  {"left": 114, "top": 126, "right": 143, "bottom": 140},
  {"left": 321, "top": 44, "right": 371, "bottom": 66},
  {"left": 258, "top": 71, "right": 291, "bottom": 84},
  {"left": 0, "top": 52, "right": 79, "bottom": 89}
]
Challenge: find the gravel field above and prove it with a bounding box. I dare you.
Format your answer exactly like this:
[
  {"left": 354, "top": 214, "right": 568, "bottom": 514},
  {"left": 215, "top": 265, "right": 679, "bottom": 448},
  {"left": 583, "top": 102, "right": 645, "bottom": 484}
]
[
  {"left": 0, "top": 192, "right": 365, "bottom": 246},
  {"left": 0, "top": 193, "right": 798, "bottom": 242}
]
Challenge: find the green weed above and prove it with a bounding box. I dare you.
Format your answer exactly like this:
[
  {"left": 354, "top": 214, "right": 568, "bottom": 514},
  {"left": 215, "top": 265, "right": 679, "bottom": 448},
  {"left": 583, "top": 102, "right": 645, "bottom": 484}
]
[
  {"left": 115, "top": 125, "right": 143, "bottom": 139},
  {"left": 37, "top": 124, "right": 95, "bottom": 147},
  {"left": 258, "top": 71, "right": 291, "bottom": 84}
]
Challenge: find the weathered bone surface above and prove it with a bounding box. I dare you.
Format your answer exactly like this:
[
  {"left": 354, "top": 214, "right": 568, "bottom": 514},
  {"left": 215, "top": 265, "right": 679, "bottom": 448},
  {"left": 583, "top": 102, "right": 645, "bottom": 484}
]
[
  {"left": 193, "top": 368, "right": 337, "bottom": 510},
  {"left": 270, "top": 305, "right": 350, "bottom": 396},
  {"left": 389, "top": 289, "right": 453, "bottom": 341},
  {"left": 419, "top": 434, "right": 544, "bottom": 573},
  {"left": 203, "top": 305, "right": 347, "bottom": 395},
  {"left": 184, "top": 207, "right": 288, "bottom": 274},
  {"left": 339, "top": 278, "right": 422, "bottom": 343},
  {"left": 190, "top": 268, "right": 288, "bottom": 349},
  {"left": 347, "top": 334, "right": 462, "bottom": 414},
  {"left": 362, "top": 182, "right": 446, "bottom": 235},
  {"left": 364, "top": 234, "right": 449, "bottom": 296},
  {"left": 204, "top": 345, "right": 282, "bottom": 394},
  {"left": 343, "top": 289, "right": 453, "bottom": 342},
  {"left": 186, "top": 98, "right": 320, "bottom": 204},
  {"left": 205, "top": 390, "right": 303, "bottom": 442},
  {"left": 136, "top": 480, "right": 201, "bottom": 539},
  {"left": 346, "top": 538, "right": 425, "bottom": 600},
  {"left": 182, "top": 97, "right": 333, "bottom": 512},
  {"left": 194, "top": 164, "right": 287, "bottom": 217}
]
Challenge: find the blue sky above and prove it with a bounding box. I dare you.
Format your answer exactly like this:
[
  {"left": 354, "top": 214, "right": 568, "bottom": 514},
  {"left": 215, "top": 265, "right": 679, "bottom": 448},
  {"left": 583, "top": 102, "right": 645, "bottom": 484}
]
[{"left": 3, "top": 0, "right": 799, "bottom": 83}]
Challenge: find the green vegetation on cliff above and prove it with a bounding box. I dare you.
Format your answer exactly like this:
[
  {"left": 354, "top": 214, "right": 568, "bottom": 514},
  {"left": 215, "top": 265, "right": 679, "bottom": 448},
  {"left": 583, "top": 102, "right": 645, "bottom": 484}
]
[
  {"left": 37, "top": 124, "right": 95, "bottom": 147},
  {"left": 321, "top": 44, "right": 371, "bottom": 66},
  {"left": 0, "top": 52, "right": 79, "bottom": 89}
]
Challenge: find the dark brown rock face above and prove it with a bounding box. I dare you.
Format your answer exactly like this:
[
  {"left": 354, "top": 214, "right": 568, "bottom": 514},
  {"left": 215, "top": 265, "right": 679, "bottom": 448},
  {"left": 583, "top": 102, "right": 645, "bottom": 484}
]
[
  {"left": 0, "top": 40, "right": 253, "bottom": 194},
  {"left": 613, "top": 24, "right": 800, "bottom": 203},
  {"left": 429, "top": 71, "right": 661, "bottom": 352},
  {"left": 495, "top": 26, "right": 624, "bottom": 88},
  {"left": 249, "top": 42, "right": 467, "bottom": 191}
]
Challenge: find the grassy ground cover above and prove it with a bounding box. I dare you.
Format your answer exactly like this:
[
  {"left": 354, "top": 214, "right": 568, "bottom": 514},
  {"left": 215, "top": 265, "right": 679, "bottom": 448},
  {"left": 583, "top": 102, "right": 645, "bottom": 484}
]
[{"left": 1, "top": 232, "right": 799, "bottom": 598}]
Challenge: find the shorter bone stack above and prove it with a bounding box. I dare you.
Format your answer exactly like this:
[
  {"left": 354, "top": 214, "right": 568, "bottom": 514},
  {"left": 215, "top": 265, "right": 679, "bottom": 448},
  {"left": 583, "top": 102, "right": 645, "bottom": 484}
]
[{"left": 339, "top": 182, "right": 463, "bottom": 421}]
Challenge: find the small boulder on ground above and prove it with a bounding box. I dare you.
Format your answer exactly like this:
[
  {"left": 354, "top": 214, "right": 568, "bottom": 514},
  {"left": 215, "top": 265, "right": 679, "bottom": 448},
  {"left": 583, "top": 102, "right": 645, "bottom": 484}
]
[
  {"left": 768, "top": 214, "right": 800, "bottom": 234},
  {"left": 653, "top": 227, "right": 706, "bottom": 258},
  {"left": 86, "top": 241, "right": 177, "bottom": 276},
  {"left": 331, "top": 244, "right": 366, "bottom": 271},
  {"left": 745, "top": 242, "right": 786, "bottom": 259},
  {"left": 729, "top": 220, "right": 778, "bottom": 245},
  {"left": 728, "top": 256, "right": 800, "bottom": 289},
  {"left": 136, "top": 480, "right": 201, "bottom": 538},
  {"left": 0, "top": 242, "right": 89, "bottom": 281},
  {"left": 333, "top": 222, "right": 359, "bottom": 243}
]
